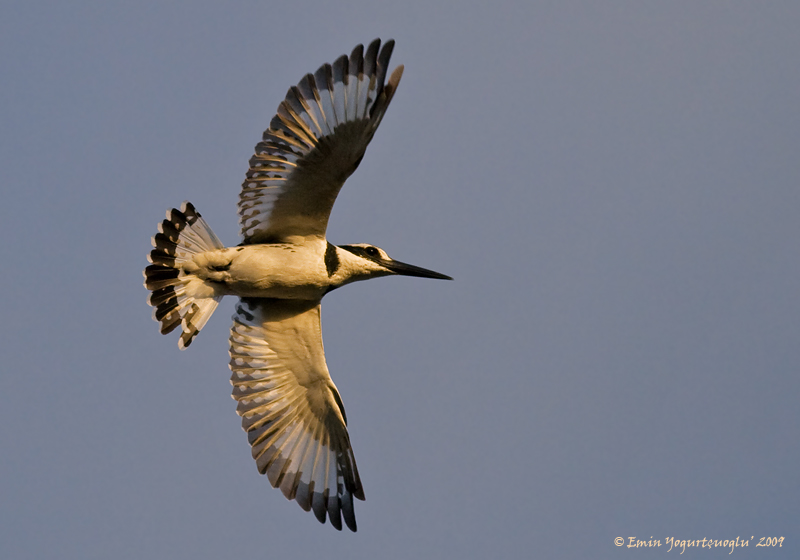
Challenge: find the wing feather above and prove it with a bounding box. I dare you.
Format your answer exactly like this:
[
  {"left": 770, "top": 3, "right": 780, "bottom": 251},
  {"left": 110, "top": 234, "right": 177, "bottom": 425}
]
[
  {"left": 229, "top": 298, "right": 363, "bottom": 531},
  {"left": 346, "top": 43, "right": 363, "bottom": 121},
  {"left": 331, "top": 54, "right": 348, "bottom": 126},
  {"left": 239, "top": 39, "right": 402, "bottom": 243},
  {"left": 314, "top": 63, "right": 338, "bottom": 130}
]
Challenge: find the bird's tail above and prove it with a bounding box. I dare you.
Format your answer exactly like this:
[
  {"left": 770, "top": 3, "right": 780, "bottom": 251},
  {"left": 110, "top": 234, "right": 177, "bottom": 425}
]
[{"left": 144, "top": 201, "right": 225, "bottom": 349}]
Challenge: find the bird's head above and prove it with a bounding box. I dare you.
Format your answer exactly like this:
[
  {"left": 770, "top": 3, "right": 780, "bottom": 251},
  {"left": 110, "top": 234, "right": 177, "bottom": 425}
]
[{"left": 337, "top": 243, "right": 452, "bottom": 282}]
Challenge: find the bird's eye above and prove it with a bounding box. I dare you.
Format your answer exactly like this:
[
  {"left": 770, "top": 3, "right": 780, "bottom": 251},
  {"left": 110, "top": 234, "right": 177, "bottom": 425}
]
[{"left": 365, "top": 247, "right": 379, "bottom": 257}]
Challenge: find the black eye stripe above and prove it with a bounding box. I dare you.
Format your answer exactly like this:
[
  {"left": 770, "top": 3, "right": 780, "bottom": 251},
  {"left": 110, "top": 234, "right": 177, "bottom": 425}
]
[{"left": 339, "top": 244, "right": 383, "bottom": 260}]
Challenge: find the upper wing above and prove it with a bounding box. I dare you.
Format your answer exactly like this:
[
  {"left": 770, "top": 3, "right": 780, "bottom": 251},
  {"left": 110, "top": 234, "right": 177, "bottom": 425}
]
[
  {"left": 229, "top": 298, "right": 364, "bottom": 531},
  {"left": 239, "top": 39, "right": 404, "bottom": 244}
]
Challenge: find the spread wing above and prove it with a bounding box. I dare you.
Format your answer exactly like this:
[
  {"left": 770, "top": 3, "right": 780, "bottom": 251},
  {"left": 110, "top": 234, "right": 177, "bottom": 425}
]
[
  {"left": 239, "top": 39, "right": 404, "bottom": 244},
  {"left": 228, "top": 298, "right": 364, "bottom": 531}
]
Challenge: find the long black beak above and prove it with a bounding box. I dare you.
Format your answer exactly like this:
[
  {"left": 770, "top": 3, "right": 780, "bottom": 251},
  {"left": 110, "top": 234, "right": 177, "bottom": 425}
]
[{"left": 382, "top": 258, "right": 453, "bottom": 280}]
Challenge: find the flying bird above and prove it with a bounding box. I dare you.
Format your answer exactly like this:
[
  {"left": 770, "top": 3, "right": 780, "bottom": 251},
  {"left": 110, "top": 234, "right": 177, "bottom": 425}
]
[{"left": 143, "top": 39, "right": 451, "bottom": 532}]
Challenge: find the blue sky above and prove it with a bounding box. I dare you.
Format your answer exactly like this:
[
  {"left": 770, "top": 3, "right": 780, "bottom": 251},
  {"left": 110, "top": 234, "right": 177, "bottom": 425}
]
[{"left": 2, "top": 1, "right": 798, "bottom": 558}]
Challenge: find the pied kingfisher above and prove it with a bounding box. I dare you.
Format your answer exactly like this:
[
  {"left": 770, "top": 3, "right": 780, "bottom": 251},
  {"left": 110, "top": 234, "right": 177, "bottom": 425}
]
[{"left": 143, "top": 39, "right": 451, "bottom": 532}]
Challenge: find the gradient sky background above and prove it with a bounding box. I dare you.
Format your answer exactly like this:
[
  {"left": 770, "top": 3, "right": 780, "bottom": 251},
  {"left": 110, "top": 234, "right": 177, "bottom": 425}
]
[{"left": 2, "top": 1, "right": 798, "bottom": 558}]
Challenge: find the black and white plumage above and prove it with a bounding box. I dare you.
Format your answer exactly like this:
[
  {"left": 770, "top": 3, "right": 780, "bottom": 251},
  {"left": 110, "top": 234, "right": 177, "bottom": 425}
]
[{"left": 143, "top": 39, "right": 451, "bottom": 532}]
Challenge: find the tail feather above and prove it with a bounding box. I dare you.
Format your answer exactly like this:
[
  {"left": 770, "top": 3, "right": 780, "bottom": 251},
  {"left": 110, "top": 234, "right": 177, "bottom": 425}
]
[{"left": 144, "top": 201, "right": 225, "bottom": 349}]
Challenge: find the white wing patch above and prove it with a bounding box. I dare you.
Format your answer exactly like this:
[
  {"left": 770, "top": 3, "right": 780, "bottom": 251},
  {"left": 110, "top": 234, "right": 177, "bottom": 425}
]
[
  {"left": 239, "top": 39, "right": 404, "bottom": 244},
  {"left": 229, "top": 298, "right": 363, "bottom": 531}
]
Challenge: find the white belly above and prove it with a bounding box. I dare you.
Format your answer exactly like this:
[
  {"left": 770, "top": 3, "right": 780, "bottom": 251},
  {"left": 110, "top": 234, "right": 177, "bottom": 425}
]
[{"left": 188, "top": 242, "right": 332, "bottom": 300}]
